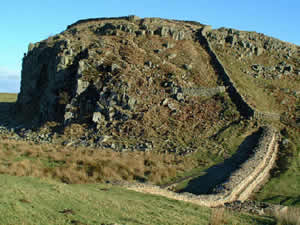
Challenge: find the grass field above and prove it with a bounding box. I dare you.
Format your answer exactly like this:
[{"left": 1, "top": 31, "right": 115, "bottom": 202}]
[
  {"left": 0, "top": 92, "right": 276, "bottom": 224},
  {"left": 0, "top": 174, "right": 275, "bottom": 225},
  {"left": 0, "top": 93, "right": 17, "bottom": 102},
  {"left": 0, "top": 90, "right": 299, "bottom": 224}
]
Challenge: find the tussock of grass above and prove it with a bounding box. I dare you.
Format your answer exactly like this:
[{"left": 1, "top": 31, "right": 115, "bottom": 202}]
[
  {"left": 0, "top": 139, "right": 198, "bottom": 185},
  {"left": 274, "top": 207, "right": 300, "bottom": 225},
  {"left": 209, "top": 208, "right": 227, "bottom": 225}
]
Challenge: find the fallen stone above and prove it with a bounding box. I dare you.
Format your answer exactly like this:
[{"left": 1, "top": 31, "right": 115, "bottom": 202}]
[
  {"left": 183, "top": 64, "right": 193, "bottom": 70},
  {"left": 76, "top": 80, "right": 90, "bottom": 95},
  {"left": 225, "top": 35, "right": 235, "bottom": 45},
  {"left": 92, "top": 112, "right": 105, "bottom": 123},
  {"left": 167, "top": 53, "right": 177, "bottom": 59},
  {"left": 255, "top": 47, "right": 263, "bottom": 56}
]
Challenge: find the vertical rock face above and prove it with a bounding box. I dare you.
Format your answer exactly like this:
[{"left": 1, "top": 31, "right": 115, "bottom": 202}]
[
  {"left": 17, "top": 39, "right": 81, "bottom": 124},
  {"left": 16, "top": 16, "right": 205, "bottom": 128}
]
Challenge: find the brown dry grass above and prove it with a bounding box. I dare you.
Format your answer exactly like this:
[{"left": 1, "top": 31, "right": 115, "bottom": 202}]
[
  {"left": 0, "top": 138, "right": 197, "bottom": 185},
  {"left": 274, "top": 207, "right": 300, "bottom": 225},
  {"left": 209, "top": 208, "right": 227, "bottom": 225}
]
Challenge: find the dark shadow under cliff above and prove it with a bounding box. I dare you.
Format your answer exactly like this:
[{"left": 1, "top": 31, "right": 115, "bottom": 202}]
[{"left": 179, "top": 128, "right": 262, "bottom": 195}]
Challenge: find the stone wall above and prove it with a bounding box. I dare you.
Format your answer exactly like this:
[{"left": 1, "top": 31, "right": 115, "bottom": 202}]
[
  {"left": 199, "top": 28, "right": 282, "bottom": 122},
  {"left": 67, "top": 16, "right": 199, "bottom": 41},
  {"left": 124, "top": 126, "right": 279, "bottom": 207},
  {"left": 182, "top": 86, "right": 225, "bottom": 98},
  {"left": 197, "top": 29, "right": 255, "bottom": 118},
  {"left": 254, "top": 111, "right": 281, "bottom": 121}
]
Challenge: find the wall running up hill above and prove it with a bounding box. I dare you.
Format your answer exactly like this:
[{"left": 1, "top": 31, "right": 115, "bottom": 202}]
[
  {"left": 200, "top": 26, "right": 282, "bottom": 122},
  {"left": 125, "top": 126, "right": 279, "bottom": 207}
]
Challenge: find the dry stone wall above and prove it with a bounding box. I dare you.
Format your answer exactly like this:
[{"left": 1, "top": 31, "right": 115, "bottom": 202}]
[
  {"left": 124, "top": 126, "right": 279, "bottom": 207},
  {"left": 197, "top": 29, "right": 254, "bottom": 118},
  {"left": 68, "top": 15, "right": 199, "bottom": 41},
  {"left": 182, "top": 86, "right": 225, "bottom": 98},
  {"left": 199, "top": 28, "right": 281, "bottom": 121}
]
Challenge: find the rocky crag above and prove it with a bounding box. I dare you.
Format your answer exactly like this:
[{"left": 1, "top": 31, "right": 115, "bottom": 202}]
[
  {"left": 15, "top": 16, "right": 243, "bottom": 153},
  {"left": 16, "top": 16, "right": 299, "bottom": 130}
]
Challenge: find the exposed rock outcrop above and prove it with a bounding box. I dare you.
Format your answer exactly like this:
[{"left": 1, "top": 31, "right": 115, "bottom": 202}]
[
  {"left": 16, "top": 16, "right": 204, "bottom": 127},
  {"left": 206, "top": 27, "right": 297, "bottom": 58},
  {"left": 16, "top": 16, "right": 235, "bottom": 153}
]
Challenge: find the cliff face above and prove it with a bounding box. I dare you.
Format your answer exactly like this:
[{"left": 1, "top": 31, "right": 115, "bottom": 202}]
[
  {"left": 18, "top": 38, "right": 77, "bottom": 124},
  {"left": 17, "top": 16, "right": 206, "bottom": 126}
]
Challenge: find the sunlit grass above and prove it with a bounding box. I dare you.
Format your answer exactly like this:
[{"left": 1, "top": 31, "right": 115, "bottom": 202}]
[
  {"left": 0, "top": 93, "right": 17, "bottom": 102},
  {"left": 0, "top": 174, "right": 275, "bottom": 225}
]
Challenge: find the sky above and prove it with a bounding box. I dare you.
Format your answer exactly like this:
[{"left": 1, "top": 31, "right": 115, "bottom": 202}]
[{"left": 0, "top": 0, "right": 299, "bottom": 93}]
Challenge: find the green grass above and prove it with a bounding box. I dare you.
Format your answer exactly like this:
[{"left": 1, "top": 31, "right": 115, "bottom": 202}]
[
  {"left": 0, "top": 174, "right": 274, "bottom": 225},
  {"left": 0, "top": 93, "right": 17, "bottom": 102},
  {"left": 214, "top": 47, "right": 299, "bottom": 118},
  {"left": 254, "top": 128, "right": 300, "bottom": 206}
]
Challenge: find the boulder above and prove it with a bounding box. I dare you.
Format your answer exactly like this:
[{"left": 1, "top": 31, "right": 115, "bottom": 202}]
[
  {"left": 225, "top": 36, "right": 235, "bottom": 46},
  {"left": 155, "top": 26, "right": 170, "bottom": 37},
  {"left": 76, "top": 80, "right": 90, "bottom": 95},
  {"left": 163, "top": 42, "right": 175, "bottom": 49},
  {"left": 255, "top": 47, "right": 263, "bottom": 56},
  {"left": 172, "top": 30, "right": 185, "bottom": 40},
  {"left": 183, "top": 64, "right": 193, "bottom": 70},
  {"left": 28, "top": 43, "right": 35, "bottom": 52},
  {"left": 167, "top": 53, "right": 177, "bottom": 59},
  {"left": 92, "top": 111, "right": 105, "bottom": 123}
]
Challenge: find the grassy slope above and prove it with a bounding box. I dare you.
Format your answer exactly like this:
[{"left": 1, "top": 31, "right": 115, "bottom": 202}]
[
  {"left": 0, "top": 92, "right": 245, "bottom": 187},
  {"left": 210, "top": 42, "right": 300, "bottom": 207},
  {"left": 0, "top": 93, "right": 274, "bottom": 224},
  {"left": 214, "top": 45, "right": 299, "bottom": 116},
  {"left": 0, "top": 174, "right": 274, "bottom": 225},
  {"left": 254, "top": 128, "right": 300, "bottom": 206}
]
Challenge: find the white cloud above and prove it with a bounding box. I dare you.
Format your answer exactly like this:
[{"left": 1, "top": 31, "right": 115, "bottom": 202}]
[{"left": 0, "top": 67, "right": 20, "bottom": 79}]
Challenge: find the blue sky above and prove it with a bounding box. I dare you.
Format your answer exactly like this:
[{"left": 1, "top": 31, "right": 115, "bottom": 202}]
[{"left": 0, "top": 0, "right": 299, "bottom": 93}]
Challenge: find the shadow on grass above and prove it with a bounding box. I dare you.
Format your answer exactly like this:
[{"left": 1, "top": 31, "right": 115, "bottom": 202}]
[
  {"left": 263, "top": 195, "right": 300, "bottom": 206},
  {"left": 179, "top": 128, "right": 262, "bottom": 195}
]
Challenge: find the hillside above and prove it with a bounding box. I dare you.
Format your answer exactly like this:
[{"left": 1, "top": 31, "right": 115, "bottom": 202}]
[
  {"left": 0, "top": 15, "right": 300, "bottom": 224},
  {"left": 0, "top": 174, "right": 275, "bottom": 225}
]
